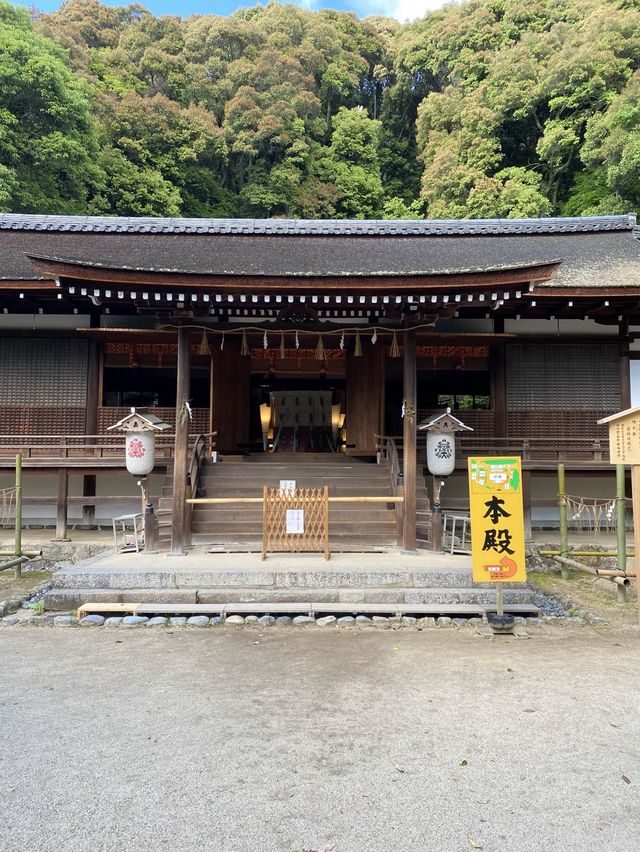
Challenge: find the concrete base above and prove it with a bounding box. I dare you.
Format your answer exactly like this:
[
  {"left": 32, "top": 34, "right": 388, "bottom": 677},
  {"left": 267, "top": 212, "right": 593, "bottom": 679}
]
[{"left": 44, "top": 547, "right": 538, "bottom": 612}]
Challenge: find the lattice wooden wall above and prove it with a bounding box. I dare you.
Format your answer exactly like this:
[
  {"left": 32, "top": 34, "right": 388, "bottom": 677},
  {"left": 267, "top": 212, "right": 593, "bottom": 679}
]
[
  {"left": 0, "top": 338, "right": 89, "bottom": 435},
  {"left": 506, "top": 343, "right": 621, "bottom": 410},
  {"left": 505, "top": 343, "right": 621, "bottom": 438}
]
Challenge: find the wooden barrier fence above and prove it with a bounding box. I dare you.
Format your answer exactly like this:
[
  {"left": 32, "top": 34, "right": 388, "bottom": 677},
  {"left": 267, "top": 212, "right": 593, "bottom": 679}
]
[{"left": 186, "top": 493, "right": 405, "bottom": 556}]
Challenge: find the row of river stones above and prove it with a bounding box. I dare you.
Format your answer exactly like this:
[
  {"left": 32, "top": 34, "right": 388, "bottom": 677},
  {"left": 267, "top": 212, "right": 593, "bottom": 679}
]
[{"left": 7, "top": 612, "right": 556, "bottom": 628}]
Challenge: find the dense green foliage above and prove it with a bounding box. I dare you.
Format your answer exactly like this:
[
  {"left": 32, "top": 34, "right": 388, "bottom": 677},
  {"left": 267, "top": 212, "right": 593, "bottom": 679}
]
[{"left": 2, "top": 0, "right": 640, "bottom": 218}]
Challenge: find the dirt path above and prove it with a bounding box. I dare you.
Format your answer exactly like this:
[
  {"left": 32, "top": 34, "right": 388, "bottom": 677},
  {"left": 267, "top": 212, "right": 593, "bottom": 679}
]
[{"left": 1, "top": 625, "right": 639, "bottom": 851}]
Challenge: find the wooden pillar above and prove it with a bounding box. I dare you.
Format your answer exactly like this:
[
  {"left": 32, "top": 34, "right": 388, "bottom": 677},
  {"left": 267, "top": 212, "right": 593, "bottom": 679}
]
[
  {"left": 171, "top": 325, "right": 191, "bottom": 555},
  {"left": 211, "top": 340, "right": 250, "bottom": 454},
  {"left": 402, "top": 328, "right": 417, "bottom": 551},
  {"left": 620, "top": 343, "right": 631, "bottom": 410},
  {"left": 83, "top": 338, "right": 101, "bottom": 526},
  {"left": 55, "top": 469, "right": 69, "bottom": 542},
  {"left": 345, "top": 340, "right": 384, "bottom": 455},
  {"left": 491, "top": 344, "right": 507, "bottom": 438}
]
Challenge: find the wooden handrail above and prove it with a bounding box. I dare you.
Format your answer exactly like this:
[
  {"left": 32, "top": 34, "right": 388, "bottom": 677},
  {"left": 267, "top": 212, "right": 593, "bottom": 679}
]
[
  {"left": 375, "top": 433, "right": 404, "bottom": 546},
  {"left": 379, "top": 434, "right": 610, "bottom": 460},
  {"left": 185, "top": 432, "right": 217, "bottom": 544},
  {"left": 0, "top": 432, "right": 216, "bottom": 460}
]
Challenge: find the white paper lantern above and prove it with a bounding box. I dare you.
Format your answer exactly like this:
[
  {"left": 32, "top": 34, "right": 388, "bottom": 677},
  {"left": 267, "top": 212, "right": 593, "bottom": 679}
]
[
  {"left": 125, "top": 431, "right": 155, "bottom": 476},
  {"left": 108, "top": 408, "right": 170, "bottom": 477},
  {"left": 426, "top": 431, "right": 456, "bottom": 477}
]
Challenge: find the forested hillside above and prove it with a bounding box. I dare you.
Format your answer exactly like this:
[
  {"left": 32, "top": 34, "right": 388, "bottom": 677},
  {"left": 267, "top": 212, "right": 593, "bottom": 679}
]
[{"left": 2, "top": 0, "right": 640, "bottom": 219}]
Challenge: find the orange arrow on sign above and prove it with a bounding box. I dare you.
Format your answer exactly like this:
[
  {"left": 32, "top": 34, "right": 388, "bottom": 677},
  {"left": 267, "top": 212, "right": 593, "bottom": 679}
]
[{"left": 483, "top": 555, "right": 518, "bottom": 580}]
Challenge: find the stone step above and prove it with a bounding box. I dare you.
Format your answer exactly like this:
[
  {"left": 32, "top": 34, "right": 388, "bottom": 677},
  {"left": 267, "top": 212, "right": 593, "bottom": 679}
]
[
  {"left": 49, "top": 565, "right": 529, "bottom": 592},
  {"left": 45, "top": 586, "right": 537, "bottom": 611}
]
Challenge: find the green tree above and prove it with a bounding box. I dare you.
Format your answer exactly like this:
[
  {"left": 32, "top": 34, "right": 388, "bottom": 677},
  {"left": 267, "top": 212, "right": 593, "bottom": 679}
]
[
  {"left": 319, "top": 107, "right": 383, "bottom": 218},
  {"left": 0, "top": 1, "right": 103, "bottom": 212}
]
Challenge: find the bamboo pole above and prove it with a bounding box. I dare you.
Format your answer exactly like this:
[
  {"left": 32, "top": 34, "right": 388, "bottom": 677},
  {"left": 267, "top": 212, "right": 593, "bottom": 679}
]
[
  {"left": 0, "top": 550, "right": 41, "bottom": 558},
  {"left": 0, "top": 555, "right": 29, "bottom": 574},
  {"left": 540, "top": 550, "right": 635, "bottom": 557},
  {"left": 596, "top": 568, "right": 636, "bottom": 578},
  {"left": 632, "top": 464, "right": 640, "bottom": 618},
  {"left": 617, "top": 464, "right": 627, "bottom": 577},
  {"left": 558, "top": 463, "right": 568, "bottom": 579},
  {"left": 553, "top": 555, "right": 598, "bottom": 575},
  {"left": 553, "top": 555, "right": 631, "bottom": 602},
  {"left": 14, "top": 453, "right": 22, "bottom": 579},
  {"left": 187, "top": 495, "right": 404, "bottom": 505}
]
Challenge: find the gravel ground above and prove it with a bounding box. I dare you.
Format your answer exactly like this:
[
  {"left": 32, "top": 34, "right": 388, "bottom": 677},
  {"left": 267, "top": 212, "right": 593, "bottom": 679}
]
[{"left": 1, "top": 626, "right": 639, "bottom": 852}]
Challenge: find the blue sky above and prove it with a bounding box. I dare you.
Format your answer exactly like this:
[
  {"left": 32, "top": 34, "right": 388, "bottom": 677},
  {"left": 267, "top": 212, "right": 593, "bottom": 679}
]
[{"left": 24, "top": 0, "right": 454, "bottom": 24}]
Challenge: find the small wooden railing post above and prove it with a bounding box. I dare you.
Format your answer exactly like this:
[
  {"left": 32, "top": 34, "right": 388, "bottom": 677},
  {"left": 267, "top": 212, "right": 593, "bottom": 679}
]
[
  {"left": 395, "top": 484, "right": 404, "bottom": 546},
  {"left": 144, "top": 503, "right": 158, "bottom": 554},
  {"left": 54, "top": 468, "right": 69, "bottom": 541}
]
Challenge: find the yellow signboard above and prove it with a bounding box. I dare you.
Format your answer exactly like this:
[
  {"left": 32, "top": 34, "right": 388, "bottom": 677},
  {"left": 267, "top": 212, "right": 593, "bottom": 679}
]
[{"left": 468, "top": 456, "right": 526, "bottom": 583}]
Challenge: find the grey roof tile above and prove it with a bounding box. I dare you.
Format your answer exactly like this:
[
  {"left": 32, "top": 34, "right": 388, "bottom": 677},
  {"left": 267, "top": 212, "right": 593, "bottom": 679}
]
[{"left": 0, "top": 212, "right": 635, "bottom": 235}]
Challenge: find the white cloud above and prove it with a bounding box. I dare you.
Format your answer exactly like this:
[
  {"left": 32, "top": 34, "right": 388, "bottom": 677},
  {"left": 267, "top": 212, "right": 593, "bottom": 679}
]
[
  {"left": 385, "top": 0, "right": 459, "bottom": 23},
  {"left": 288, "top": 0, "right": 459, "bottom": 24}
]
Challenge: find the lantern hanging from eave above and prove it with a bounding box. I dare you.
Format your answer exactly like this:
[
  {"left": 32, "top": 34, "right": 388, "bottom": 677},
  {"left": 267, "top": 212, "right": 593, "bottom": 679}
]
[
  {"left": 107, "top": 407, "right": 171, "bottom": 476},
  {"left": 419, "top": 408, "right": 473, "bottom": 477}
]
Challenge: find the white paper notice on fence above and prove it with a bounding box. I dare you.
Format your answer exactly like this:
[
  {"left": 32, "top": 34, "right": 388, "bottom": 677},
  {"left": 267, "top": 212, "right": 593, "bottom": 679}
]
[
  {"left": 286, "top": 509, "right": 304, "bottom": 534},
  {"left": 279, "top": 479, "right": 296, "bottom": 495}
]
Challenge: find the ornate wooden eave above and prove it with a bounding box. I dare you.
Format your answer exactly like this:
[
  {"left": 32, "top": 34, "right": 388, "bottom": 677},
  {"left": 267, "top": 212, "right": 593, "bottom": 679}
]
[{"left": 27, "top": 254, "right": 559, "bottom": 294}]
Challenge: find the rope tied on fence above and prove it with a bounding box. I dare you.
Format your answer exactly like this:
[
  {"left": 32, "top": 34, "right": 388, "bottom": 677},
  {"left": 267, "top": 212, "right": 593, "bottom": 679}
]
[{"left": 564, "top": 494, "right": 619, "bottom": 535}]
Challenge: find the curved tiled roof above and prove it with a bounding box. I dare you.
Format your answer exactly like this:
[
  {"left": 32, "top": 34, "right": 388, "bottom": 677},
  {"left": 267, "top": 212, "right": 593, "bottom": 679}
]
[{"left": 1, "top": 213, "right": 639, "bottom": 289}]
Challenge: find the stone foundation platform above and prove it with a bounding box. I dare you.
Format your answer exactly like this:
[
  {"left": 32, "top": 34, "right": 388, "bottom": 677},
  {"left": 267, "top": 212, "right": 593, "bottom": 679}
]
[{"left": 45, "top": 548, "right": 538, "bottom": 613}]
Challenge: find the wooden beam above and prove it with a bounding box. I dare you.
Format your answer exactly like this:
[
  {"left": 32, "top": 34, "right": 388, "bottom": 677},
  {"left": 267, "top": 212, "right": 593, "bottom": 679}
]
[
  {"left": 170, "top": 325, "right": 191, "bottom": 555},
  {"left": 402, "top": 328, "right": 417, "bottom": 551}
]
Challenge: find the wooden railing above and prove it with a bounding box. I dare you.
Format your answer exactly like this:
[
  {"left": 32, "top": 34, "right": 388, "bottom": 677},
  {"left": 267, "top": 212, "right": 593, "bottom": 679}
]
[
  {"left": 385, "top": 434, "right": 610, "bottom": 466},
  {"left": 375, "top": 434, "right": 404, "bottom": 544},
  {"left": 0, "top": 432, "right": 214, "bottom": 463},
  {"left": 184, "top": 432, "right": 217, "bottom": 545},
  {"left": 0, "top": 433, "right": 218, "bottom": 544}
]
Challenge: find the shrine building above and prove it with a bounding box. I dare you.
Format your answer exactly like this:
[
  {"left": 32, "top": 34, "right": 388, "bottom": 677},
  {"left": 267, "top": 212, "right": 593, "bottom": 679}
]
[{"left": 1, "top": 212, "right": 639, "bottom": 553}]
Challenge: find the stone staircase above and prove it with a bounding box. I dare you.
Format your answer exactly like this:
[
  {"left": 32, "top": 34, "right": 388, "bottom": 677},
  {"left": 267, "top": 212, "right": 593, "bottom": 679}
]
[{"left": 156, "top": 454, "right": 400, "bottom": 552}]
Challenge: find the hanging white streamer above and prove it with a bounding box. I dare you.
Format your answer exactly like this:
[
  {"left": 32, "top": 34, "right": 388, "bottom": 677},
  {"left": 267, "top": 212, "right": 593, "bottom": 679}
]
[
  {"left": 263, "top": 330, "right": 268, "bottom": 349},
  {"left": 340, "top": 331, "right": 345, "bottom": 350},
  {"left": 295, "top": 330, "right": 300, "bottom": 349},
  {"left": 220, "top": 333, "right": 224, "bottom": 351},
  {"left": 371, "top": 328, "right": 377, "bottom": 344}
]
